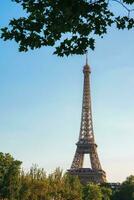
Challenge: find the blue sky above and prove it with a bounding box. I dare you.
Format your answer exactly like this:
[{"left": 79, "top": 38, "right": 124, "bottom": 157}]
[{"left": 0, "top": 1, "right": 134, "bottom": 182}]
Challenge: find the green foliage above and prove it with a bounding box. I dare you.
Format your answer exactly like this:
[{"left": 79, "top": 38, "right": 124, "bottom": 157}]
[
  {"left": 1, "top": 152, "right": 134, "bottom": 200},
  {"left": 0, "top": 152, "right": 22, "bottom": 200},
  {"left": 1, "top": 0, "right": 134, "bottom": 56},
  {"left": 101, "top": 186, "right": 112, "bottom": 200},
  {"left": 82, "top": 183, "right": 103, "bottom": 200},
  {"left": 19, "top": 165, "right": 48, "bottom": 200},
  {"left": 19, "top": 166, "right": 82, "bottom": 200},
  {"left": 63, "top": 173, "right": 82, "bottom": 200},
  {"left": 112, "top": 175, "right": 134, "bottom": 200}
]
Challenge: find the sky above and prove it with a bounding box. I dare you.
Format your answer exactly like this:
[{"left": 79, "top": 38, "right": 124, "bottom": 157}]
[{"left": 0, "top": 1, "right": 134, "bottom": 183}]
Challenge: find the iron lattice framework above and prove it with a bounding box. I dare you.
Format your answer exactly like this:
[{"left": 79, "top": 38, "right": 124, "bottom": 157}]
[{"left": 68, "top": 59, "right": 106, "bottom": 184}]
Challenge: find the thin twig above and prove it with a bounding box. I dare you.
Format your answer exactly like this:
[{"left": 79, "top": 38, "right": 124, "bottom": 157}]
[{"left": 111, "top": 0, "right": 134, "bottom": 17}]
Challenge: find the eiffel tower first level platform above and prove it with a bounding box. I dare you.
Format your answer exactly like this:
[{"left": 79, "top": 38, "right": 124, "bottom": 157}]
[{"left": 68, "top": 58, "right": 106, "bottom": 184}]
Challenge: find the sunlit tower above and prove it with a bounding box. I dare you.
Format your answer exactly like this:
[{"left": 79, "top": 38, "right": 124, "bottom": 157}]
[{"left": 68, "top": 56, "right": 106, "bottom": 184}]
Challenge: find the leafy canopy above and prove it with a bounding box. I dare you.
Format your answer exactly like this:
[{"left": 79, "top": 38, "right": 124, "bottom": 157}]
[
  {"left": 0, "top": 152, "right": 134, "bottom": 200},
  {"left": 82, "top": 183, "right": 103, "bottom": 200},
  {"left": 112, "top": 175, "right": 134, "bottom": 200},
  {"left": 0, "top": 152, "right": 22, "bottom": 200},
  {"left": 1, "top": 0, "right": 134, "bottom": 56}
]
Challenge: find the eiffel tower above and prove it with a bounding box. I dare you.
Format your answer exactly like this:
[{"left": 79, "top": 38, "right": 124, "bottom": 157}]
[{"left": 68, "top": 56, "right": 106, "bottom": 184}]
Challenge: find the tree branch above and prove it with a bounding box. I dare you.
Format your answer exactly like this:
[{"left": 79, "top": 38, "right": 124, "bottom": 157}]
[{"left": 111, "top": 0, "right": 134, "bottom": 17}]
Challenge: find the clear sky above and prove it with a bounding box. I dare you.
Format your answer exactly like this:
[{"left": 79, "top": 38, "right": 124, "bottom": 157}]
[{"left": 0, "top": 1, "right": 134, "bottom": 183}]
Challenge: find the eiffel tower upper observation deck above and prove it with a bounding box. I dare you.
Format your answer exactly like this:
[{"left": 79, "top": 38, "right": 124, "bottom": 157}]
[{"left": 68, "top": 57, "right": 106, "bottom": 184}]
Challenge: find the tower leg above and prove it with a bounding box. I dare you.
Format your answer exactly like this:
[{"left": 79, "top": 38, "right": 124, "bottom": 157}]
[
  {"left": 71, "top": 151, "right": 84, "bottom": 169},
  {"left": 90, "top": 151, "right": 102, "bottom": 170}
]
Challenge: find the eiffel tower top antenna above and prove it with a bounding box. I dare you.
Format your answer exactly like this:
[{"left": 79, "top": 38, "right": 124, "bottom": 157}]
[
  {"left": 84, "top": 50, "right": 91, "bottom": 73},
  {"left": 86, "top": 50, "right": 88, "bottom": 65}
]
